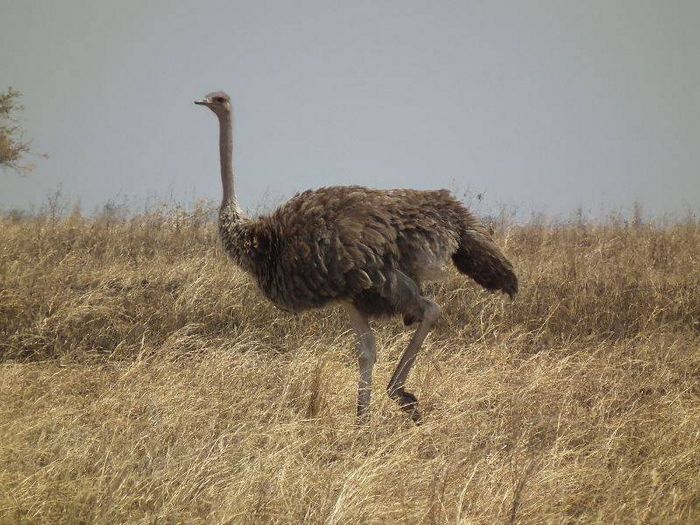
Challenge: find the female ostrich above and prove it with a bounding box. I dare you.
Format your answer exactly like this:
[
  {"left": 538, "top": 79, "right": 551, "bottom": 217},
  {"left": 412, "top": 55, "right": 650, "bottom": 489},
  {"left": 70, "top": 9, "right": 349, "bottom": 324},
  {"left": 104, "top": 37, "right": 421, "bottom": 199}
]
[{"left": 195, "top": 91, "right": 517, "bottom": 424}]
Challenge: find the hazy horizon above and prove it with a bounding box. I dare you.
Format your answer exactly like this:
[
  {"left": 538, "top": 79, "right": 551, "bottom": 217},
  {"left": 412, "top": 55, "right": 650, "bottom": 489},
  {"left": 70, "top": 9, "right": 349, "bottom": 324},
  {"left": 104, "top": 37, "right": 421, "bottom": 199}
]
[{"left": 2, "top": 1, "right": 698, "bottom": 219}]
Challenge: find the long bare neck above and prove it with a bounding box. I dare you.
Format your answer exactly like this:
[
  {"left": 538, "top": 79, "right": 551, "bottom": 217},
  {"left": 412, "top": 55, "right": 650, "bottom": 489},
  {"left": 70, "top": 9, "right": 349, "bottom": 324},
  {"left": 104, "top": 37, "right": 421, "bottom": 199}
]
[
  {"left": 214, "top": 104, "right": 254, "bottom": 272},
  {"left": 218, "top": 112, "right": 235, "bottom": 208}
]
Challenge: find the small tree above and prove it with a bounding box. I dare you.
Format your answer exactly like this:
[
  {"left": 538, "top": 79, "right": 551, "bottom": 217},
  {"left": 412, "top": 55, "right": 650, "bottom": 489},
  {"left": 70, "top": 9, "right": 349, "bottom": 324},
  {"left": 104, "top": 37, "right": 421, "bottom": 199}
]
[{"left": 0, "top": 87, "right": 40, "bottom": 174}]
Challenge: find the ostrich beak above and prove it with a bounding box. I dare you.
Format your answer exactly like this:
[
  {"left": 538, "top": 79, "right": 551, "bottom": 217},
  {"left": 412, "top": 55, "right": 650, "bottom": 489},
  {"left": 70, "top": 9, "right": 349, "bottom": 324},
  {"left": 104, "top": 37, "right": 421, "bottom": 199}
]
[{"left": 194, "top": 99, "right": 208, "bottom": 105}]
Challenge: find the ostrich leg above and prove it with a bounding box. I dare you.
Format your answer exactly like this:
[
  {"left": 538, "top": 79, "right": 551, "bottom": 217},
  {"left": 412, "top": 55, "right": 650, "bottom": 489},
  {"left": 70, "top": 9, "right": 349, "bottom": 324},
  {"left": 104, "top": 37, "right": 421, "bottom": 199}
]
[
  {"left": 345, "top": 304, "right": 376, "bottom": 425},
  {"left": 387, "top": 297, "right": 440, "bottom": 425}
]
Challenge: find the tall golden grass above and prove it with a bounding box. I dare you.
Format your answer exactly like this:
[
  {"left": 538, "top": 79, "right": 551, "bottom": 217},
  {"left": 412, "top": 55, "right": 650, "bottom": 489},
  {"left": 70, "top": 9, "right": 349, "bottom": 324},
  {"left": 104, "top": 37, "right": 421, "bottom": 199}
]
[{"left": 1, "top": 205, "right": 698, "bottom": 524}]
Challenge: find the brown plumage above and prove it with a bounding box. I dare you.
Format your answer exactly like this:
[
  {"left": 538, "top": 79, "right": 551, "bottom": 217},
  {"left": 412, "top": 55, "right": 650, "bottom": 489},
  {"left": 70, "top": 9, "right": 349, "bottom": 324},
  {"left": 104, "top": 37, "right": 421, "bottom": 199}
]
[{"left": 195, "top": 91, "right": 517, "bottom": 425}]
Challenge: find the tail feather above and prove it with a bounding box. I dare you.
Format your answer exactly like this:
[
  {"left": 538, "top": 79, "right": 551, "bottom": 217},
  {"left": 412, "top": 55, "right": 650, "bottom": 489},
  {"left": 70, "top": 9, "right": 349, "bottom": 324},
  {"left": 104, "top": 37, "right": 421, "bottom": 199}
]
[{"left": 452, "top": 228, "right": 518, "bottom": 299}]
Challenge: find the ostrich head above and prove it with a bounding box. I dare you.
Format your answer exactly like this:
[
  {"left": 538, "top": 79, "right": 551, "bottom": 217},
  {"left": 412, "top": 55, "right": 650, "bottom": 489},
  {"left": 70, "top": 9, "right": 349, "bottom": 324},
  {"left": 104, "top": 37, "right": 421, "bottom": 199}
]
[{"left": 194, "top": 91, "right": 231, "bottom": 116}]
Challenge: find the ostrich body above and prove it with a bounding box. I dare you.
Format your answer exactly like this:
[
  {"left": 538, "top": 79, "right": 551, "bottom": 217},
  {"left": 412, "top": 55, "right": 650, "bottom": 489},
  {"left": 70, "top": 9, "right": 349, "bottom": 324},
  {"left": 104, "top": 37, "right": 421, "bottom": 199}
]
[{"left": 196, "top": 91, "right": 517, "bottom": 424}]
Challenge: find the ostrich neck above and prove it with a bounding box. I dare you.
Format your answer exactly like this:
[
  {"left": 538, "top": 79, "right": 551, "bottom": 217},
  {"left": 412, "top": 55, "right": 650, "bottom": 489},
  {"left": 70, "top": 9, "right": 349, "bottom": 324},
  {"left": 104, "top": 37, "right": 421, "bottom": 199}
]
[
  {"left": 218, "top": 112, "right": 235, "bottom": 208},
  {"left": 216, "top": 109, "right": 253, "bottom": 272}
]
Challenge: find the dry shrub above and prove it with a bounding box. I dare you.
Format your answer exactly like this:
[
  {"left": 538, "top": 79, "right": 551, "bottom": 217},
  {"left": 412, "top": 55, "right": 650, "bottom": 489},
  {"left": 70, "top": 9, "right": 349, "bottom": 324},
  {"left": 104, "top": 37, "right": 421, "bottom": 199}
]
[{"left": 0, "top": 208, "right": 698, "bottom": 523}]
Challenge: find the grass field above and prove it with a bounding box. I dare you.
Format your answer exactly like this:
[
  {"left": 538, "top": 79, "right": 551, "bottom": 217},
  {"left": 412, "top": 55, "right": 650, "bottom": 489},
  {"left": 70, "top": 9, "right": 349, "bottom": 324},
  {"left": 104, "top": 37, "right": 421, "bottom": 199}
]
[{"left": 1, "top": 206, "right": 699, "bottom": 524}]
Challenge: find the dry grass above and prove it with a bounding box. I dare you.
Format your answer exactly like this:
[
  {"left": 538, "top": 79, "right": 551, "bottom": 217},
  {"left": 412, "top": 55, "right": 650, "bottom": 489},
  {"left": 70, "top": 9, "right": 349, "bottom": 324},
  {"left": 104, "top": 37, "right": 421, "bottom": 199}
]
[{"left": 1, "top": 206, "right": 699, "bottom": 524}]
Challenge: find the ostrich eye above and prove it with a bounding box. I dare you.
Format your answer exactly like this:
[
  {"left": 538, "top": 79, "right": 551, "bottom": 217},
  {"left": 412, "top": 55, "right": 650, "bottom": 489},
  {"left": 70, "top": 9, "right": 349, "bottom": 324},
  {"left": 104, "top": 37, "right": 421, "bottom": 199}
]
[{"left": 215, "top": 97, "right": 225, "bottom": 103}]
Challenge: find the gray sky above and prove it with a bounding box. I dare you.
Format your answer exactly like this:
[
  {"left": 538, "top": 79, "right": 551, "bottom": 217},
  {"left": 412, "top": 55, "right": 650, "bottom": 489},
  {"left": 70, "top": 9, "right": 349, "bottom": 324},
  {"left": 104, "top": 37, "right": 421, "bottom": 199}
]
[{"left": 1, "top": 0, "right": 698, "bottom": 218}]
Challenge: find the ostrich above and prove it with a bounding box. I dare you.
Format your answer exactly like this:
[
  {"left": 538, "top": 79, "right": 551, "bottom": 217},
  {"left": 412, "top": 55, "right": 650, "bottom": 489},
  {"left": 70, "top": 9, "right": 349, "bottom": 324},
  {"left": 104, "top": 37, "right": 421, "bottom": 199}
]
[{"left": 195, "top": 91, "right": 517, "bottom": 424}]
